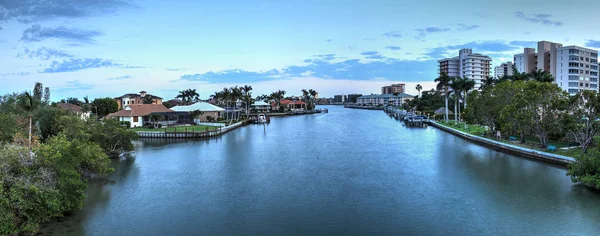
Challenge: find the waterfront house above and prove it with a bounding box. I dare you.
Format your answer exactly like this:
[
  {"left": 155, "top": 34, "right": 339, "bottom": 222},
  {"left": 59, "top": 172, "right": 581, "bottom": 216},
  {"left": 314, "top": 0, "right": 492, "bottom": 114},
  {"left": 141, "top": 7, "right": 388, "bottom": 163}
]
[
  {"left": 251, "top": 101, "right": 271, "bottom": 114},
  {"left": 114, "top": 91, "right": 163, "bottom": 109},
  {"left": 171, "top": 102, "right": 225, "bottom": 122},
  {"left": 273, "top": 99, "right": 306, "bottom": 111},
  {"left": 56, "top": 103, "right": 91, "bottom": 119},
  {"left": 106, "top": 104, "right": 175, "bottom": 127},
  {"left": 356, "top": 93, "right": 415, "bottom": 106}
]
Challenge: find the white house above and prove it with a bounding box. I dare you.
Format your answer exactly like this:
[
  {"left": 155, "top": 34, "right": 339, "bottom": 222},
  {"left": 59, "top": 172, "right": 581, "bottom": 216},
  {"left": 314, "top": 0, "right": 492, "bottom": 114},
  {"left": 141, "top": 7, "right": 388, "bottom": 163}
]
[
  {"left": 250, "top": 101, "right": 271, "bottom": 114},
  {"left": 56, "top": 103, "right": 91, "bottom": 120},
  {"left": 106, "top": 104, "right": 175, "bottom": 127},
  {"left": 171, "top": 102, "right": 225, "bottom": 122}
]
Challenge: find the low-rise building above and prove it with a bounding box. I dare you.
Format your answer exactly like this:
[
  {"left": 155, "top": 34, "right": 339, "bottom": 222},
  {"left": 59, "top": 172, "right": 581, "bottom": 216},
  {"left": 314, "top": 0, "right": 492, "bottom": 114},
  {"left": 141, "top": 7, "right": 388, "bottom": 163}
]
[
  {"left": 56, "top": 103, "right": 91, "bottom": 119},
  {"left": 356, "top": 93, "right": 415, "bottom": 106},
  {"left": 171, "top": 102, "right": 225, "bottom": 122},
  {"left": 106, "top": 104, "right": 174, "bottom": 127},
  {"left": 114, "top": 91, "right": 163, "bottom": 109},
  {"left": 250, "top": 101, "right": 271, "bottom": 114},
  {"left": 272, "top": 100, "right": 306, "bottom": 111},
  {"left": 334, "top": 95, "right": 347, "bottom": 103},
  {"left": 346, "top": 94, "right": 363, "bottom": 103},
  {"left": 494, "top": 62, "right": 514, "bottom": 78}
]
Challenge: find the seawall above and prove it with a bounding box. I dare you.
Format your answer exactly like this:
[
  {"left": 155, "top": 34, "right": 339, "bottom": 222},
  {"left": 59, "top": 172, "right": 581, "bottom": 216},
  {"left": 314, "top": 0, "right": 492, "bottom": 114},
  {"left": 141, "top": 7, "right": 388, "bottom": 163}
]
[{"left": 428, "top": 121, "right": 575, "bottom": 167}]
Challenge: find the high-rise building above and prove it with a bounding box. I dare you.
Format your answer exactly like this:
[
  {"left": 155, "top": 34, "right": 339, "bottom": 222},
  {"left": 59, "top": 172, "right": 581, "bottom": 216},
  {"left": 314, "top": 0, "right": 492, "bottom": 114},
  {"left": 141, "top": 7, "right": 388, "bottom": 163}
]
[
  {"left": 555, "top": 46, "right": 599, "bottom": 94},
  {"left": 494, "top": 62, "right": 514, "bottom": 78},
  {"left": 513, "top": 41, "right": 599, "bottom": 95},
  {"left": 437, "top": 48, "right": 492, "bottom": 90},
  {"left": 347, "top": 94, "right": 363, "bottom": 103},
  {"left": 381, "top": 84, "right": 405, "bottom": 94},
  {"left": 333, "top": 95, "right": 347, "bottom": 103}
]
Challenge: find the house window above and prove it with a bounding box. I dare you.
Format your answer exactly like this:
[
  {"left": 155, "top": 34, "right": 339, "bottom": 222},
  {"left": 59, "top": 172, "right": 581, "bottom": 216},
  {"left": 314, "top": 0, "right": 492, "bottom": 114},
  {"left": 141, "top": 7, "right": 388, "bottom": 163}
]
[{"left": 133, "top": 116, "right": 138, "bottom": 122}]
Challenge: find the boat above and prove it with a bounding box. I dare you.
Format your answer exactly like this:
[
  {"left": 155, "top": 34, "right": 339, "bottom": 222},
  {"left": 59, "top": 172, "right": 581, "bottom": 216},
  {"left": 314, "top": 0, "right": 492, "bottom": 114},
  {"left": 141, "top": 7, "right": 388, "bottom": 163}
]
[{"left": 257, "top": 114, "right": 268, "bottom": 123}]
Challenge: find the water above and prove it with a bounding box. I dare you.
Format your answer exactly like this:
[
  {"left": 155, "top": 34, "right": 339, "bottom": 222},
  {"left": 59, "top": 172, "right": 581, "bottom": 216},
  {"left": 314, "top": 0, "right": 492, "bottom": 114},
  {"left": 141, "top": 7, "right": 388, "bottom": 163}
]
[{"left": 44, "top": 106, "right": 600, "bottom": 235}]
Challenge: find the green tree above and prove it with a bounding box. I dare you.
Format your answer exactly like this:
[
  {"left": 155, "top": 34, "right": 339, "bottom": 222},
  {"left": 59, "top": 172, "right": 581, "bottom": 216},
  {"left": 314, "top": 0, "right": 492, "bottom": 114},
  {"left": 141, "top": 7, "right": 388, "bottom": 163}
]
[
  {"left": 176, "top": 89, "right": 200, "bottom": 105},
  {"left": 434, "top": 72, "right": 452, "bottom": 123},
  {"left": 92, "top": 98, "right": 119, "bottom": 117},
  {"left": 43, "top": 87, "right": 51, "bottom": 104},
  {"left": 567, "top": 152, "right": 600, "bottom": 190},
  {"left": 529, "top": 69, "right": 554, "bottom": 83},
  {"left": 17, "top": 92, "right": 39, "bottom": 156},
  {"left": 33, "top": 82, "right": 44, "bottom": 102},
  {"left": 480, "top": 76, "right": 496, "bottom": 91},
  {"left": 565, "top": 90, "right": 600, "bottom": 153},
  {"left": 415, "top": 84, "right": 422, "bottom": 97},
  {"left": 143, "top": 95, "right": 154, "bottom": 104},
  {"left": 449, "top": 77, "right": 462, "bottom": 124}
]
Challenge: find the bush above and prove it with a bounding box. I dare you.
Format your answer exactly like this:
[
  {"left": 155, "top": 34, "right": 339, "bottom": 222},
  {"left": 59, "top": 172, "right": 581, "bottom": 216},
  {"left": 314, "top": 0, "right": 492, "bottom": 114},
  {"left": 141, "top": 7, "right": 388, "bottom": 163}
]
[
  {"left": 157, "top": 124, "right": 162, "bottom": 128},
  {"left": 206, "top": 116, "right": 214, "bottom": 122},
  {"left": 119, "top": 121, "right": 130, "bottom": 128},
  {"left": 567, "top": 152, "right": 600, "bottom": 190}
]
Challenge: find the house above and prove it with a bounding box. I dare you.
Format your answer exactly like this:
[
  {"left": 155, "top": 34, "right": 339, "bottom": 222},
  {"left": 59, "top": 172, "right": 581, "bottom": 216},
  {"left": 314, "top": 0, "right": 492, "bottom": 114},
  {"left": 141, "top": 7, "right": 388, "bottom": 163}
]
[
  {"left": 251, "top": 101, "right": 271, "bottom": 114},
  {"left": 106, "top": 104, "right": 175, "bottom": 127},
  {"left": 356, "top": 93, "right": 415, "bottom": 106},
  {"left": 56, "top": 103, "right": 91, "bottom": 119},
  {"left": 272, "top": 99, "right": 306, "bottom": 111},
  {"left": 171, "top": 102, "right": 225, "bottom": 122},
  {"left": 114, "top": 91, "right": 163, "bottom": 109}
]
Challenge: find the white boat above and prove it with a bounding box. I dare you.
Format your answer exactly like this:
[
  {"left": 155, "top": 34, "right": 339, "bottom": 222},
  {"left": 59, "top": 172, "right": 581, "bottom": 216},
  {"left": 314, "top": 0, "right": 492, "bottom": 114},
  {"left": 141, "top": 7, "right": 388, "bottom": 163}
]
[{"left": 257, "top": 114, "right": 267, "bottom": 123}]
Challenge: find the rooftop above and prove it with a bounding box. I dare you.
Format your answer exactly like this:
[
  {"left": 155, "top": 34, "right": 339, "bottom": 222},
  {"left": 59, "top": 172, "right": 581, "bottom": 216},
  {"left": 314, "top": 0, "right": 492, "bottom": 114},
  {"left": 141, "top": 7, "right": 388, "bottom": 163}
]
[
  {"left": 171, "top": 102, "right": 225, "bottom": 112},
  {"left": 56, "top": 103, "right": 84, "bottom": 113},
  {"left": 106, "top": 104, "right": 173, "bottom": 118}
]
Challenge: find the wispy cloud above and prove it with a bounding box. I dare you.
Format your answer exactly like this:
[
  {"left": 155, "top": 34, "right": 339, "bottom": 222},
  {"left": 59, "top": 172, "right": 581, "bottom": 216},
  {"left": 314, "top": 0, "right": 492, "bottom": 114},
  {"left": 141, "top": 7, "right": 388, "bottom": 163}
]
[
  {"left": 180, "top": 69, "right": 282, "bottom": 83},
  {"left": 456, "top": 24, "right": 479, "bottom": 31},
  {"left": 21, "top": 24, "right": 103, "bottom": 43},
  {"left": 381, "top": 31, "right": 402, "bottom": 38},
  {"left": 54, "top": 80, "right": 93, "bottom": 92},
  {"left": 40, "top": 58, "right": 123, "bottom": 73},
  {"left": 360, "top": 51, "right": 385, "bottom": 59},
  {"left": 415, "top": 27, "right": 450, "bottom": 39},
  {"left": 326, "top": 39, "right": 332, "bottom": 42},
  {"left": 313, "top": 54, "right": 336, "bottom": 61},
  {"left": 106, "top": 75, "right": 132, "bottom": 80},
  {"left": 585, "top": 40, "right": 600, "bottom": 48},
  {"left": 0, "top": 72, "right": 31, "bottom": 77},
  {"left": 17, "top": 47, "right": 73, "bottom": 60},
  {"left": 1, "top": 0, "right": 135, "bottom": 23},
  {"left": 385, "top": 46, "right": 401, "bottom": 51},
  {"left": 166, "top": 68, "right": 190, "bottom": 71},
  {"left": 514, "top": 12, "right": 562, "bottom": 26}
]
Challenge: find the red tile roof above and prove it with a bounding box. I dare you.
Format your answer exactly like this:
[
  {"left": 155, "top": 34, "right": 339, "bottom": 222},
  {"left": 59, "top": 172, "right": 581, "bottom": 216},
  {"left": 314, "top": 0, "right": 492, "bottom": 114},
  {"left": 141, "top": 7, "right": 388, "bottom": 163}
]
[
  {"left": 106, "top": 104, "right": 173, "bottom": 118},
  {"left": 280, "top": 100, "right": 306, "bottom": 105},
  {"left": 56, "top": 103, "right": 84, "bottom": 113}
]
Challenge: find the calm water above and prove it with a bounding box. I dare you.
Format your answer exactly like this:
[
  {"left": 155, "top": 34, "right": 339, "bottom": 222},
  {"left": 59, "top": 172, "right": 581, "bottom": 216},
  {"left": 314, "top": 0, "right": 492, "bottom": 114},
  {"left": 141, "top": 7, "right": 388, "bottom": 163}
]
[{"left": 45, "top": 105, "right": 600, "bottom": 235}]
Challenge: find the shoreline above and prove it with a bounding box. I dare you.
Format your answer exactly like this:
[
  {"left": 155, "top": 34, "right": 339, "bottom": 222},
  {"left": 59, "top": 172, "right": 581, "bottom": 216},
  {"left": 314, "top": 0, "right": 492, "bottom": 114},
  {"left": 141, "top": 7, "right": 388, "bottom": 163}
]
[{"left": 428, "top": 121, "right": 575, "bottom": 167}]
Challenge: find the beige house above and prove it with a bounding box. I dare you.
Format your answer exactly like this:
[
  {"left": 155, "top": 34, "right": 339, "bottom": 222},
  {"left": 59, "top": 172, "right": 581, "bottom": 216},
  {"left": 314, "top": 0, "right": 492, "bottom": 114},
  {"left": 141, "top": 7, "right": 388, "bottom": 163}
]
[
  {"left": 106, "top": 104, "right": 174, "bottom": 127},
  {"left": 56, "top": 103, "right": 91, "bottom": 119},
  {"left": 114, "top": 91, "right": 163, "bottom": 110},
  {"left": 171, "top": 102, "right": 225, "bottom": 122}
]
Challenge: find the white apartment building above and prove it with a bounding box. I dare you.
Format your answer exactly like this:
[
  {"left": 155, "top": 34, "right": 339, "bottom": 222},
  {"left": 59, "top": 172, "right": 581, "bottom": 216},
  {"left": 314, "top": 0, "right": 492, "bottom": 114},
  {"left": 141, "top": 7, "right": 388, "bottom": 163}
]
[
  {"left": 438, "top": 48, "right": 492, "bottom": 90},
  {"left": 494, "top": 62, "right": 514, "bottom": 78},
  {"left": 555, "top": 46, "right": 599, "bottom": 94},
  {"left": 514, "top": 41, "right": 599, "bottom": 95}
]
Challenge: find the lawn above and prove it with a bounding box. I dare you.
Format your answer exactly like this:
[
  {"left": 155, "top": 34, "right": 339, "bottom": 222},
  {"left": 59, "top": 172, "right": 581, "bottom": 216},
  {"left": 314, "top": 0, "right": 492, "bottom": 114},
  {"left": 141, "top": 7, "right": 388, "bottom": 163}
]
[
  {"left": 435, "top": 121, "right": 584, "bottom": 158},
  {"left": 131, "top": 125, "right": 219, "bottom": 133}
]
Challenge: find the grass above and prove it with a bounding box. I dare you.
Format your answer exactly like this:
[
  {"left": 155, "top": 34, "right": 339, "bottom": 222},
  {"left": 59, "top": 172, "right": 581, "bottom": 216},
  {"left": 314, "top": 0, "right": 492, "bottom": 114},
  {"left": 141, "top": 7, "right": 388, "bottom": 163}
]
[
  {"left": 130, "top": 125, "right": 219, "bottom": 133},
  {"left": 435, "top": 120, "right": 584, "bottom": 158}
]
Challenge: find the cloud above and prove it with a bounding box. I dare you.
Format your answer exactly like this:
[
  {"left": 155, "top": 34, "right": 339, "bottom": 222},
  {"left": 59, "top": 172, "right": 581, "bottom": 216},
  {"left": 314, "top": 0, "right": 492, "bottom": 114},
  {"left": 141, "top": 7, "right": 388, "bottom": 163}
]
[
  {"left": 359, "top": 51, "right": 385, "bottom": 59},
  {"left": 17, "top": 47, "right": 73, "bottom": 60},
  {"left": 313, "top": 54, "right": 336, "bottom": 61},
  {"left": 457, "top": 24, "right": 479, "bottom": 31},
  {"left": 584, "top": 40, "right": 600, "bottom": 48},
  {"left": 0, "top": 72, "right": 31, "bottom": 77},
  {"left": 326, "top": 39, "right": 332, "bottom": 42},
  {"left": 363, "top": 37, "right": 376, "bottom": 41},
  {"left": 0, "top": 0, "right": 135, "bottom": 23},
  {"left": 385, "top": 46, "right": 401, "bottom": 51},
  {"left": 106, "top": 75, "right": 132, "bottom": 80},
  {"left": 40, "top": 58, "right": 124, "bottom": 73},
  {"left": 416, "top": 27, "right": 450, "bottom": 38},
  {"left": 426, "top": 40, "right": 527, "bottom": 59},
  {"left": 179, "top": 57, "right": 437, "bottom": 84},
  {"left": 166, "top": 68, "right": 190, "bottom": 71},
  {"left": 381, "top": 31, "right": 402, "bottom": 38},
  {"left": 21, "top": 24, "right": 103, "bottom": 43},
  {"left": 54, "top": 80, "right": 93, "bottom": 92},
  {"left": 514, "top": 12, "right": 562, "bottom": 26}
]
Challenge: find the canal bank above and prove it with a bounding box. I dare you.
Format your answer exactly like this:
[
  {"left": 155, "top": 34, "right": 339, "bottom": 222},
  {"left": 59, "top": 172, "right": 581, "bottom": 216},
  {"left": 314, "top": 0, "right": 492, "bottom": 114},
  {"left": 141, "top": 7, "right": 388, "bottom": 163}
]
[{"left": 428, "top": 121, "right": 575, "bottom": 166}]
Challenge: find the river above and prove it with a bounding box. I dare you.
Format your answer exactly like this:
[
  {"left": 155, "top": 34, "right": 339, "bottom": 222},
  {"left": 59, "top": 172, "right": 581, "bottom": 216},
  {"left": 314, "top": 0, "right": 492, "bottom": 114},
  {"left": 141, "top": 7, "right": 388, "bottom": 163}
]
[{"left": 44, "top": 105, "right": 600, "bottom": 235}]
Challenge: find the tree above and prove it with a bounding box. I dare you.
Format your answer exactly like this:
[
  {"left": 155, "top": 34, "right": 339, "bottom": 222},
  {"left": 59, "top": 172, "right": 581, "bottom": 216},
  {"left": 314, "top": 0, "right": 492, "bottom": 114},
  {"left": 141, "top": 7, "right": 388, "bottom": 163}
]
[
  {"left": 511, "top": 65, "right": 530, "bottom": 81},
  {"left": 480, "top": 76, "right": 495, "bottom": 91},
  {"left": 91, "top": 98, "right": 119, "bottom": 117},
  {"left": 143, "top": 96, "right": 154, "bottom": 104},
  {"left": 309, "top": 89, "right": 318, "bottom": 110},
  {"left": 508, "top": 81, "right": 569, "bottom": 147},
  {"left": 43, "top": 87, "right": 50, "bottom": 104},
  {"left": 17, "top": 92, "right": 38, "bottom": 157},
  {"left": 449, "top": 77, "right": 461, "bottom": 124},
  {"left": 176, "top": 89, "right": 199, "bottom": 105},
  {"left": 530, "top": 69, "right": 554, "bottom": 83},
  {"left": 567, "top": 151, "right": 600, "bottom": 190},
  {"left": 565, "top": 90, "right": 600, "bottom": 153},
  {"left": 434, "top": 72, "right": 452, "bottom": 123},
  {"left": 241, "top": 85, "right": 253, "bottom": 116},
  {"left": 461, "top": 77, "right": 475, "bottom": 109},
  {"left": 33, "top": 82, "right": 44, "bottom": 101},
  {"left": 415, "top": 84, "right": 422, "bottom": 97},
  {"left": 149, "top": 113, "right": 163, "bottom": 128}
]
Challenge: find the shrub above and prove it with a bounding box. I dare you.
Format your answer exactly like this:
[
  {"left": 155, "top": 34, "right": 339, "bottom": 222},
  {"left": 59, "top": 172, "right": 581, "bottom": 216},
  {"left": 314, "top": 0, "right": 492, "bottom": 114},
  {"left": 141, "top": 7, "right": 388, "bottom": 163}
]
[
  {"left": 119, "top": 121, "right": 130, "bottom": 128},
  {"left": 157, "top": 124, "right": 162, "bottom": 128}
]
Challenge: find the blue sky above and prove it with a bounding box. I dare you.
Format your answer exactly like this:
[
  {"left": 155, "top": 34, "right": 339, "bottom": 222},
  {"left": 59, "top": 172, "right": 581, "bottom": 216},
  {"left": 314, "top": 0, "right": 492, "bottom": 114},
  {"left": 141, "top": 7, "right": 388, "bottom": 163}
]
[{"left": 1, "top": 0, "right": 600, "bottom": 100}]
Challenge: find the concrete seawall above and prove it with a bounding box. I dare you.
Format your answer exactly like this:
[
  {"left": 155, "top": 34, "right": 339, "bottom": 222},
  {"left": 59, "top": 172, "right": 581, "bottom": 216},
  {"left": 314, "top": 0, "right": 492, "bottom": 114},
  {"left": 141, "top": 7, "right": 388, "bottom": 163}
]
[
  {"left": 136, "top": 121, "right": 246, "bottom": 139},
  {"left": 428, "top": 121, "right": 575, "bottom": 167}
]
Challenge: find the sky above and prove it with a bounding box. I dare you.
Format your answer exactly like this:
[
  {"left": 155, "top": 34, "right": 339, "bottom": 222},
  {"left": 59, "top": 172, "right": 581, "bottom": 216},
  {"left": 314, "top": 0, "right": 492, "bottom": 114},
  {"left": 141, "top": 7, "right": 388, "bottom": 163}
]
[{"left": 2, "top": 0, "right": 600, "bottom": 100}]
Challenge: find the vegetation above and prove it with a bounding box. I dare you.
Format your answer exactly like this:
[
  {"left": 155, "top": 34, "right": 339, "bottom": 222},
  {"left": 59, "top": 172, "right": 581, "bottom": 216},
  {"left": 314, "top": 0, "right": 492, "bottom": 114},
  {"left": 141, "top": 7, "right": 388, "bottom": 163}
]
[
  {"left": 91, "top": 97, "right": 119, "bottom": 117},
  {"left": 176, "top": 89, "right": 200, "bottom": 105},
  {"left": 0, "top": 83, "right": 138, "bottom": 234}
]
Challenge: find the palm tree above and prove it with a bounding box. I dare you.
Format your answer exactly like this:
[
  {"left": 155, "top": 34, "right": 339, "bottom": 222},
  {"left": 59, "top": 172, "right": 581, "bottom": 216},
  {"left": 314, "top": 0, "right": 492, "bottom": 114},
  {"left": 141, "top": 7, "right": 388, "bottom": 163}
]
[
  {"left": 461, "top": 77, "right": 475, "bottom": 110},
  {"left": 449, "top": 77, "right": 462, "bottom": 125},
  {"left": 530, "top": 69, "right": 554, "bottom": 82},
  {"left": 301, "top": 89, "right": 309, "bottom": 110},
  {"left": 142, "top": 95, "right": 154, "bottom": 104},
  {"left": 176, "top": 89, "right": 200, "bottom": 105},
  {"left": 18, "top": 92, "right": 37, "bottom": 157},
  {"left": 229, "top": 86, "right": 242, "bottom": 121},
  {"left": 480, "top": 76, "right": 495, "bottom": 91},
  {"left": 511, "top": 65, "right": 529, "bottom": 81},
  {"left": 221, "top": 87, "right": 231, "bottom": 121},
  {"left": 434, "top": 72, "right": 452, "bottom": 123},
  {"left": 415, "top": 84, "right": 422, "bottom": 97},
  {"left": 241, "top": 85, "right": 253, "bottom": 116},
  {"left": 309, "top": 89, "right": 318, "bottom": 110}
]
